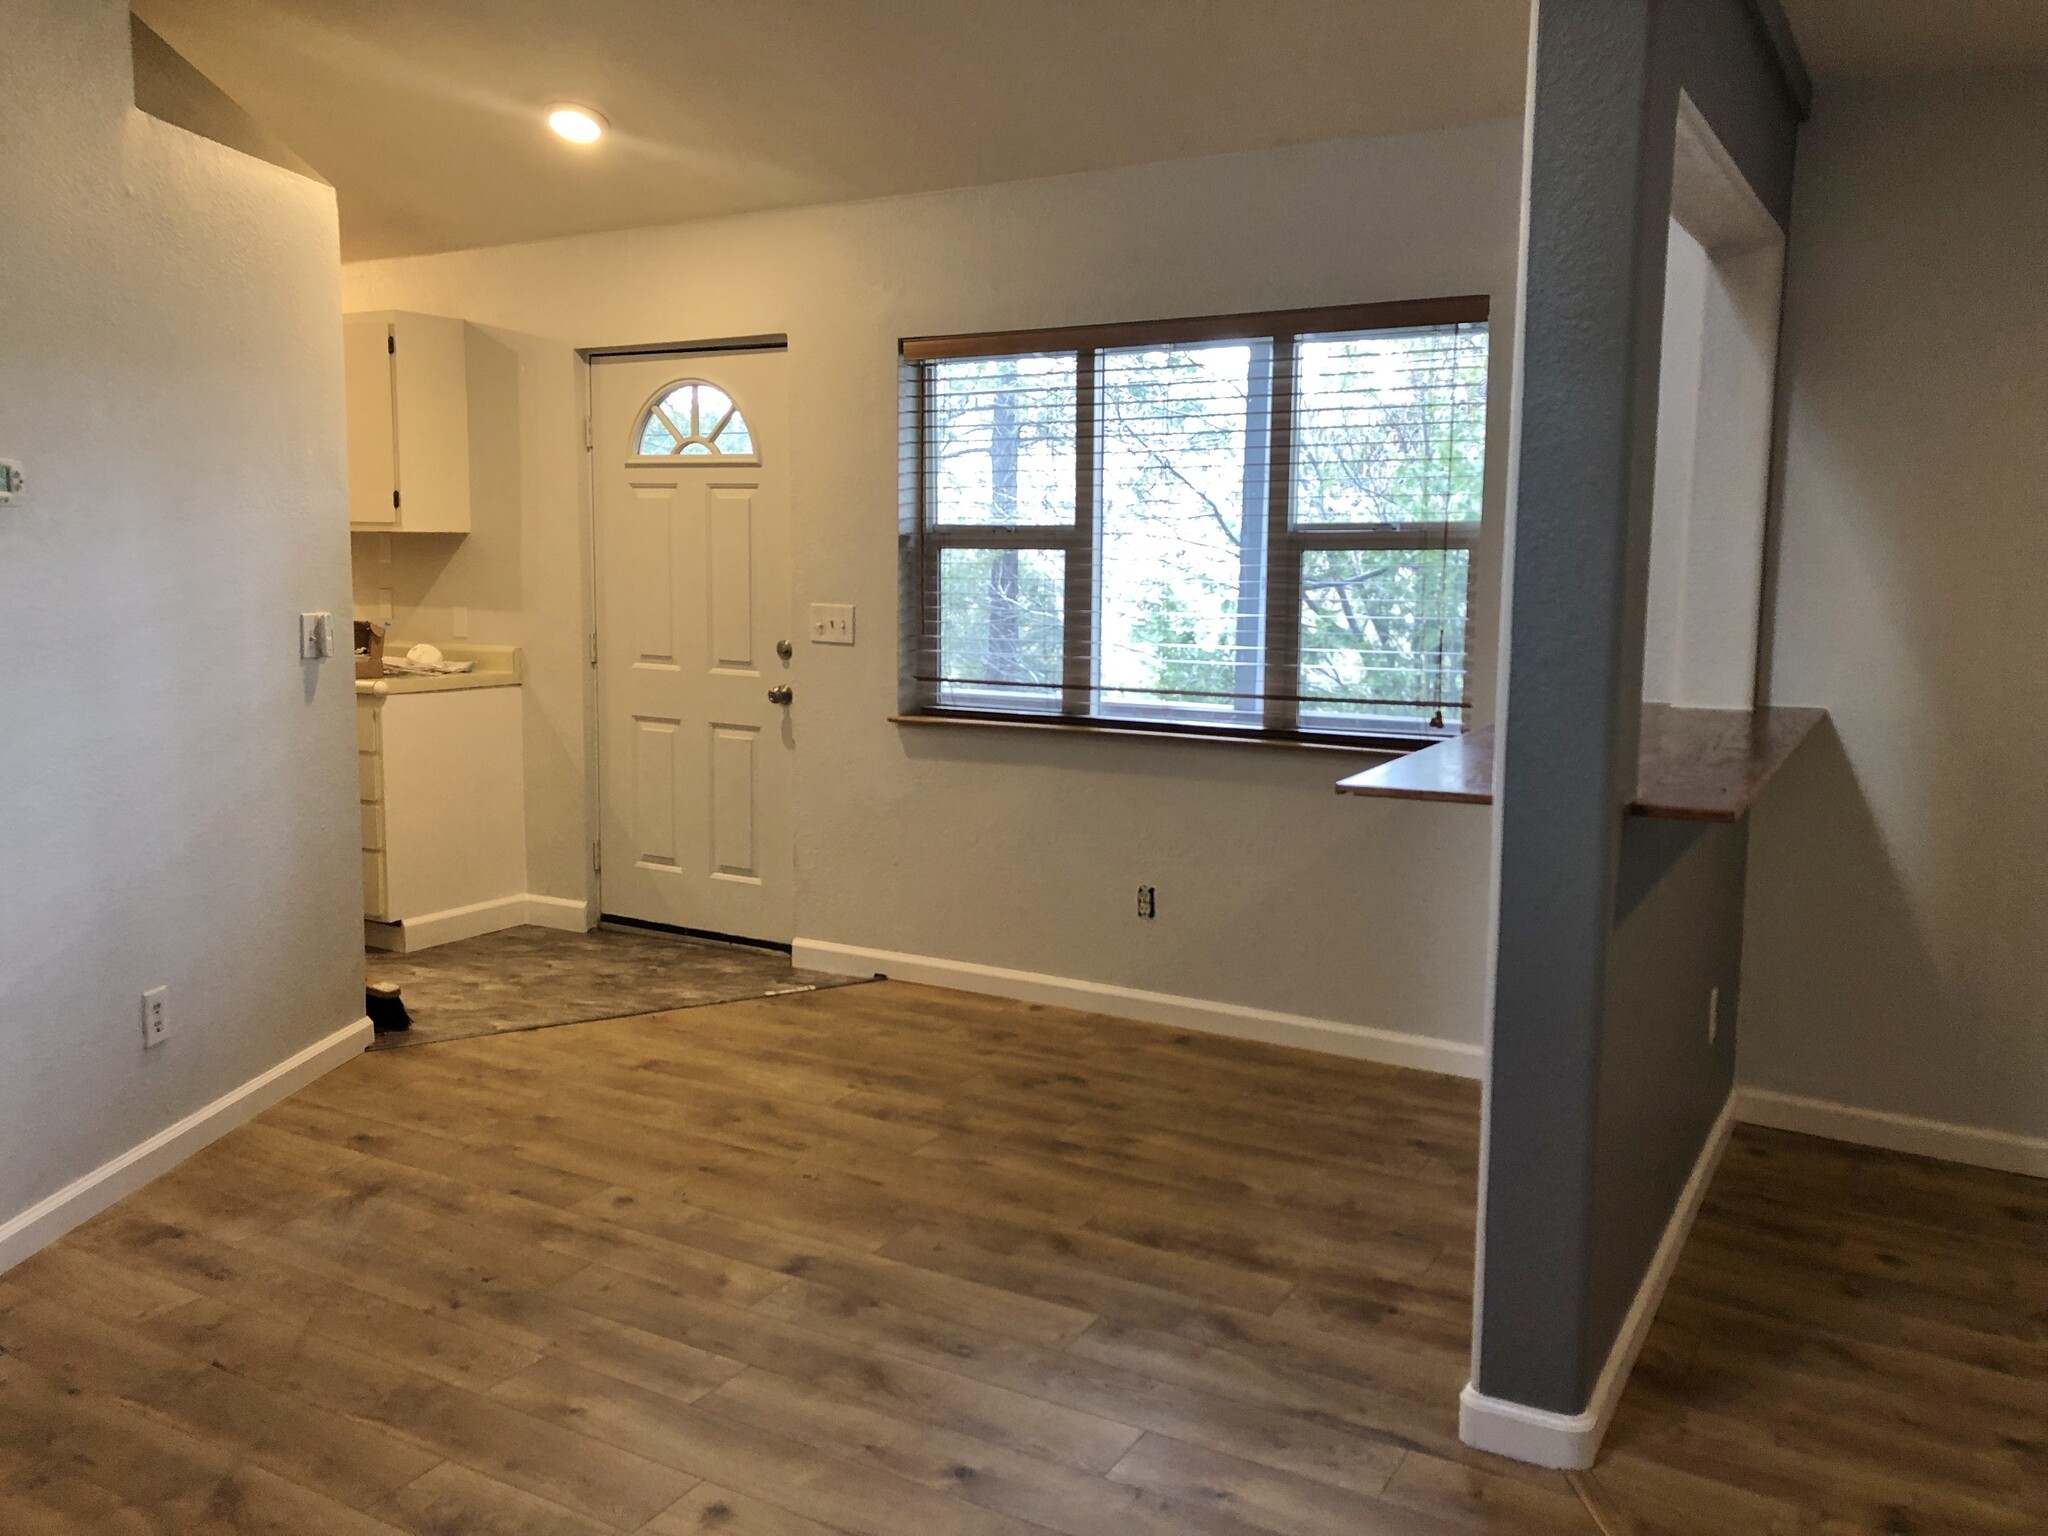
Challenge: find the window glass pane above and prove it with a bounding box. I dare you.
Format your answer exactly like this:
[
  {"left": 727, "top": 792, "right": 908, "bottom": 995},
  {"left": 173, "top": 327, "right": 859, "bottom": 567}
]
[
  {"left": 1098, "top": 341, "right": 1267, "bottom": 717},
  {"left": 928, "top": 355, "right": 1076, "bottom": 526},
  {"left": 656, "top": 386, "right": 696, "bottom": 431},
  {"left": 1294, "top": 323, "right": 1487, "bottom": 527},
  {"left": 638, "top": 382, "right": 755, "bottom": 457},
  {"left": 1298, "top": 547, "right": 1469, "bottom": 723},
  {"left": 714, "top": 410, "right": 753, "bottom": 455},
  {"left": 693, "top": 384, "right": 734, "bottom": 435},
  {"left": 639, "top": 412, "right": 678, "bottom": 455},
  {"left": 936, "top": 546, "right": 1064, "bottom": 708}
]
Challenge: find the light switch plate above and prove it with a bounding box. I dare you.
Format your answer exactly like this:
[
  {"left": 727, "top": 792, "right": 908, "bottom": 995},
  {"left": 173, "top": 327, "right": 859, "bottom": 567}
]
[
  {"left": 299, "top": 612, "right": 333, "bottom": 660},
  {"left": 809, "top": 603, "right": 855, "bottom": 645}
]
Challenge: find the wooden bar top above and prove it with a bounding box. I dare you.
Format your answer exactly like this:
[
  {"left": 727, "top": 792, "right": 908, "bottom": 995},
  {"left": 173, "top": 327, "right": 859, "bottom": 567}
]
[{"left": 1335, "top": 705, "right": 1826, "bottom": 823}]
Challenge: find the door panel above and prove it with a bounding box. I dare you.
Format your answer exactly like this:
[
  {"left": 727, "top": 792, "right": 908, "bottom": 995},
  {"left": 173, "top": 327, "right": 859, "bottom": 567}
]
[
  {"left": 632, "top": 717, "right": 681, "bottom": 868},
  {"left": 594, "top": 349, "right": 793, "bottom": 941},
  {"left": 629, "top": 486, "right": 680, "bottom": 665},
  {"left": 710, "top": 726, "right": 758, "bottom": 879},
  {"left": 707, "top": 488, "right": 755, "bottom": 671}
]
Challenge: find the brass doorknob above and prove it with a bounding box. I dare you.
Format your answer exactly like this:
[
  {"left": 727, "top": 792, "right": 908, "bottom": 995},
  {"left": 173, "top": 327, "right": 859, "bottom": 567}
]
[{"left": 767, "top": 685, "right": 793, "bottom": 705}]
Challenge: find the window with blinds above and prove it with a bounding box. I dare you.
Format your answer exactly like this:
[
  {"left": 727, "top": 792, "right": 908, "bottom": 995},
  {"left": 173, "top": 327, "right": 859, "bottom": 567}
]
[{"left": 899, "top": 297, "right": 1489, "bottom": 747}]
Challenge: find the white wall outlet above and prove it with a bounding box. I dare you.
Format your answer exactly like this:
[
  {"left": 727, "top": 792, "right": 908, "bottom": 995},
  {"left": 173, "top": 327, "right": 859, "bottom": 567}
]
[
  {"left": 809, "top": 603, "right": 855, "bottom": 645},
  {"left": 0, "top": 458, "right": 24, "bottom": 503},
  {"left": 452, "top": 605, "right": 469, "bottom": 639},
  {"left": 299, "top": 611, "right": 333, "bottom": 660},
  {"left": 1137, "top": 885, "right": 1157, "bottom": 919},
  {"left": 141, "top": 986, "right": 169, "bottom": 1049},
  {"left": 1707, "top": 985, "right": 1721, "bottom": 1044}
]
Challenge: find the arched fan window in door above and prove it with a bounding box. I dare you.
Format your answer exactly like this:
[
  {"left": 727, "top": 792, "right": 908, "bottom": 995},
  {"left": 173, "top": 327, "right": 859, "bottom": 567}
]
[{"left": 635, "top": 381, "right": 756, "bottom": 457}]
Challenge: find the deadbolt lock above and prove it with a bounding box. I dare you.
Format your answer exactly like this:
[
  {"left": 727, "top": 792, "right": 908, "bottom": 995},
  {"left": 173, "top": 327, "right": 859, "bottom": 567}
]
[
  {"left": 767, "top": 684, "right": 793, "bottom": 705},
  {"left": 775, "top": 638, "right": 794, "bottom": 660}
]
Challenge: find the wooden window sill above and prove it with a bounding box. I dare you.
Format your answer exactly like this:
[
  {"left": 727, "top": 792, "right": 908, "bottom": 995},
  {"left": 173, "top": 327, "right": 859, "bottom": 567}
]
[{"left": 891, "top": 711, "right": 1443, "bottom": 757}]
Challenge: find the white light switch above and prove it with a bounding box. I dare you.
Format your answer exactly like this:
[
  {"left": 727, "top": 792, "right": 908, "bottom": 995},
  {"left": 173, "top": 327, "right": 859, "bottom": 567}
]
[
  {"left": 299, "top": 612, "right": 333, "bottom": 660},
  {"left": 809, "top": 603, "right": 855, "bottom": 645}
]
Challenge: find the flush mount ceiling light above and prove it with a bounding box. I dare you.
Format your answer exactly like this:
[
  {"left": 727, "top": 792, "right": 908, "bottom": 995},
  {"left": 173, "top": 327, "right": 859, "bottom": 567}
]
[{"left": 547, "top": 104, "right": 607, "bottom": 144}]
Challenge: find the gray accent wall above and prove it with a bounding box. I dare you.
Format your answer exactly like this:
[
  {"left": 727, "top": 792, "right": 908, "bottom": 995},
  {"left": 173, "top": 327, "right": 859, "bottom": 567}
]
[
  {"left": 1588, "top": 816, "right": 1746, "bottom": 1386},
  {"left": 1475, "top": 0, "right": 1804, "bottom": 1416}
]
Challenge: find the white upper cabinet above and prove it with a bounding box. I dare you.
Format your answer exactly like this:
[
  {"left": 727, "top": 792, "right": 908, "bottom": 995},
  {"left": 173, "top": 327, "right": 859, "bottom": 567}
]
[{"left": 343, "top": 311, "right": 473, "bottom": 533}]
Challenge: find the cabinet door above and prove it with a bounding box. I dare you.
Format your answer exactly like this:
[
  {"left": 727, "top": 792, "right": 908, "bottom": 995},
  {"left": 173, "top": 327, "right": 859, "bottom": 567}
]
[
  {"left": 344, "top": 315, "right": 397, "bottom": 527},
  {"left": 389, "top": 313, "right": 472, "bottom": 533}
]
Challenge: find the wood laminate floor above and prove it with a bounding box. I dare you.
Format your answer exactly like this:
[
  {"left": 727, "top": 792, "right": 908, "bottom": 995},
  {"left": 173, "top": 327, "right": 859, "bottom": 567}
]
[{"left": 1, "top": 983, "right": 2041, "bottom": 1534}]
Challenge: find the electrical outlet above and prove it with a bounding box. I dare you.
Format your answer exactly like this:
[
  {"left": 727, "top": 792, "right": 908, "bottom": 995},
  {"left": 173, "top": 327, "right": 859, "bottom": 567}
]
[
  {"left": 141, "top": 986, "right": 169, "bottom": 1049},
  {"left": 1137, "top": 885, "right": 1156, "bottom": 919},
  {"left": 0, "top": 458, "right": 24, "bottom": 503},
  {"left": 809, "top": 603, "right": 855, "bottom": 645},
  {"left": 452, "top": 605, "right": 469, "bottom": 638},
  {"left": 1707, "top": 985, "right": 1721, "bottom": 1044}
]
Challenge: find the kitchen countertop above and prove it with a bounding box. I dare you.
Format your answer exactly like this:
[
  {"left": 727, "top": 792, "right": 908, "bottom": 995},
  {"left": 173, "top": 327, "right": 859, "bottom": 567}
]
[
  {"left": 356, "top": 643, "right": 522, "bottom": 696},
  {"left": 1333, "top": 704, "right": 1827, "bottom": 823}
]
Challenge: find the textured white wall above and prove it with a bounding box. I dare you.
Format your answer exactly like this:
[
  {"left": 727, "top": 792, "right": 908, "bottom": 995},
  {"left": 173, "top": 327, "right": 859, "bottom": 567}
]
[
  {"left": 1742, "top": 71, "right": 2048, "bottom": 1144},
  {"left": 1643, "top": 216, "right": 1782, "bottom": 711},
  {"left": 0, "top": 6, "right": 362, "bottom": 1228},
  {"left": 344, "top": 122, "right": 1524, "bottom": 1046}
]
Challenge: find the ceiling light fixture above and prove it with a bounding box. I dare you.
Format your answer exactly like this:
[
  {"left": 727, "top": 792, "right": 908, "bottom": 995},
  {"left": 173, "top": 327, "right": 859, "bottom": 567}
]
[{"left": 547, "top": 104, "right": 607, "bottom": 145}]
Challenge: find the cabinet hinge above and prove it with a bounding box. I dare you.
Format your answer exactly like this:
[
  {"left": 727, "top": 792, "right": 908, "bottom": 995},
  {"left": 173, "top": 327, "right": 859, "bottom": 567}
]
[
  {"left": 386, "top": 334, "right": 395, "bottom": 355},
  {"left": 588, "top": 631, "right": 599, "bottom": 667},
  {"left": 583, "top": 417, "right": 593, "bottom": 452},
  {"left": 392, "top": 490, "right": 401, "bottom": 510},
  {"left": 592, "top": 841, "right": 602, "bottom": 875}
]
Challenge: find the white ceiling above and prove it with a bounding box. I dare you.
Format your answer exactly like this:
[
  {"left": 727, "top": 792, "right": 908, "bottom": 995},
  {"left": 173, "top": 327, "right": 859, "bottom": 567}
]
[
  {"left": 132, "top": 1, "right": 2048, "bottom": 263},
  {"left": 130, "top": 0, "right": 1533, "bottom": 261},
  {"left": 1782, "top": 0, "right": 2048, "bottom": 83}
]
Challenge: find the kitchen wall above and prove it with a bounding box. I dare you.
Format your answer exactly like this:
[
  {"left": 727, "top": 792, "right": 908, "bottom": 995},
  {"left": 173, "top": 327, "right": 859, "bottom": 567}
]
[
  {"left": 0, "top": 4, "right": 363, "bottom": 1258},
  {"left": 1742, "top": 69, "right": 2048, "bottom": 1163},
  {"left": 343, "top": 121, "right": 1524, "bottom": 1057}
]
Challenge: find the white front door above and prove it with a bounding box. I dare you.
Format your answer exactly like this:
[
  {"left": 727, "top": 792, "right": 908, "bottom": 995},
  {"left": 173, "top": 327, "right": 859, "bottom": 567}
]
[{"left": 592, "top": 349, "right": 794, "bottom": 942}]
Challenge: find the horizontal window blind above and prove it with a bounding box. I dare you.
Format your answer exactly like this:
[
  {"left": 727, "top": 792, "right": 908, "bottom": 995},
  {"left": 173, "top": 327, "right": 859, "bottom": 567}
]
[{"left": 899, "top": 297, "right": 1489, "bottom": 744}]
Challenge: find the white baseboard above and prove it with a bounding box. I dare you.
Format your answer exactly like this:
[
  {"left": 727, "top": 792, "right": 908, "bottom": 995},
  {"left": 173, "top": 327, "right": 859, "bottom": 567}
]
[
  {"left": 0, "top": 1016, "right": 373, "bottom": 1276},
  {"left": 1461, "top": 1096, "right": 1735, "bottom": 1470},
  {"left": 521, "top": 894, "right": 595, "bottom": 934},
  {"left": 366, "top": 893, "right": 593, "bottom": 953},
  {"left": 792, "top": 938, "right": 1484, "bottom": 1080},
  {"left": 1457, "top": 1387, "right": 1602, "bottom": 1471},
  {"left": 1735, "top": 1086, "right": 2048, "bottom": 1178}
]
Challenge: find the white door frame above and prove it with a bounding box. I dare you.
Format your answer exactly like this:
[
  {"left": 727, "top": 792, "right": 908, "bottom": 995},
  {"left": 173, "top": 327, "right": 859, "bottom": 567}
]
[{"left": 576, "top": 334, "right": 792, "bottom": 942}]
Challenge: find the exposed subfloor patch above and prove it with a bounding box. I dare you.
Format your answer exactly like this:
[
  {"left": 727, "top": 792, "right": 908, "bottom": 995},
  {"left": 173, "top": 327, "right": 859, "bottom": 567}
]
[{"left": 363, "top": 922, "right": 867, "bottom": 1049}]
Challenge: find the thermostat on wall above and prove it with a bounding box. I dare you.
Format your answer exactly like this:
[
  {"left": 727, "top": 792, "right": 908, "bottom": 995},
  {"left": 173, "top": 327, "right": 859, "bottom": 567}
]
[{"left": 0, "top": 460, "right": 23, "bottom": 504}]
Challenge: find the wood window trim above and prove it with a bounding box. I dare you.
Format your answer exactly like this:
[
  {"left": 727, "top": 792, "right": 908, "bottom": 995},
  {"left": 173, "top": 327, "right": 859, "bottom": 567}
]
[
  {"left": 903, "top": 294, "right": 1491, "bottom": 747},
  {"left": 890, "top": 709, "right": 1433, "bottom": 757},
  {"left": 901, "top": 294, "right": 1491, "bottom": 362}
]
